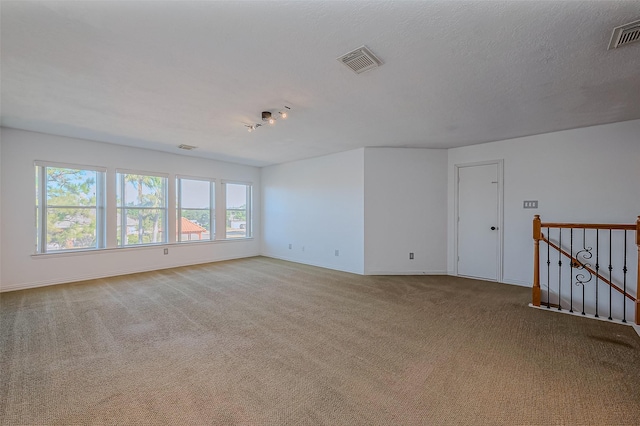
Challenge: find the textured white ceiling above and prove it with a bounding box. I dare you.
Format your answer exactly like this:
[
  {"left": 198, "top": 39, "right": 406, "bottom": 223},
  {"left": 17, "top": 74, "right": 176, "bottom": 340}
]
[{"left": 2, "top": 1, "right": 639, "bottom": 167}]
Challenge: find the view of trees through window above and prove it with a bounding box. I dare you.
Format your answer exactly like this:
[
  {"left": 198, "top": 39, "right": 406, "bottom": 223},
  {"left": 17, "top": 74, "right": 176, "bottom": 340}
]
[
  {"left": 36, "top": 165, "right": 103, "bottom": 252},
  {"left": 226, "top": 183, "right": 250, "bottom": 238},
  {"left": 36, "top": 164, "right": 251, "bottom": 252},
  {"left": 117, "top": 172, "right": 167, "bottom": 246},
  {"left": 177, "top": 177, "right": 214, "bottom": 242}
]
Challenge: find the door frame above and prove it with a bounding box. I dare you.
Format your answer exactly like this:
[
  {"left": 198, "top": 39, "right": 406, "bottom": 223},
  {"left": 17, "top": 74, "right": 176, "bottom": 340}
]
[{"left": 454, "top": 160, "right": 504, "bottom": 282}]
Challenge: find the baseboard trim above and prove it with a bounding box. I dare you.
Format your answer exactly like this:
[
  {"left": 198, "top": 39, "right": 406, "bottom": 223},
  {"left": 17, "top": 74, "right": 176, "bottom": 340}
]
[
  {"left": 0, "top": 254, "right": 260, "bottom": 293},
  {"left": 364, "top": 270, "right": 448, "bottom": 276},
  {"left": 261, "top": 254, "right": 363, "bottom": 275},
  {"left": 500, "top": 278, "right": 532, "bottom": 288},
  {"left": 446, "top": 271, "right": 531, "bottom": 288}
]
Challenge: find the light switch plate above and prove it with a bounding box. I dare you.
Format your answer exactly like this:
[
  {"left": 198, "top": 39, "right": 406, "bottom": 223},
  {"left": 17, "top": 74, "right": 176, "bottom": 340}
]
[{"left": 523, "top": 200, "right": 538, "bottom": 209}]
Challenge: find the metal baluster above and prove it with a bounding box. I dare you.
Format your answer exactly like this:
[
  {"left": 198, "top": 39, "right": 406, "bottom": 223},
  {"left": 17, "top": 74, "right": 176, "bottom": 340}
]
[
  {"left": 608, "top": 229, "right": 613, "bottom": 321},
  {"left": 582, "top": 229, "right": 586, "bottom": 316},
  {"left": 595, "top": 230, "right": 599, "bottom": 318},
  {"left": 558, "top": 229, "right": 562, "bottom": 310},
  {"left": 570, "top": 228, "right": 574, "bottom": 313},
  {"left": 546, "top": 227, "right": 551, "bottom": 309},
  {"left": 623, "top": 231, "right": 628, "bottom": 323}
]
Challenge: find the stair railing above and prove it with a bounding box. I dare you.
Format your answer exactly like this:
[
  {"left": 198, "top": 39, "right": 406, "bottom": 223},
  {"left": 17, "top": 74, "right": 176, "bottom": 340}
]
[{"left": 532, "top": 215, "right": 640, "bottom": 325}]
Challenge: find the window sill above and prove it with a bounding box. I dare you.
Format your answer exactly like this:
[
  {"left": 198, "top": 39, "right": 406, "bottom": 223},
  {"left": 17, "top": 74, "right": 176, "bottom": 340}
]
[{"left": 31, "top": 237, "right": 255, "bottom": 259}]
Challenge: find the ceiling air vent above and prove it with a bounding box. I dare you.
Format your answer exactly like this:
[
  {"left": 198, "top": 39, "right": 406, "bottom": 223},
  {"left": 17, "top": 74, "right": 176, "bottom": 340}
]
[
  {"left": 178, "top": 144, "right": 197, "bottom": 150},
  {"left": 337, "top": 45, "right": 382, "bottom": 74},
  {"left": 608, "top": 19, "right": 640, "bottom": 49}
]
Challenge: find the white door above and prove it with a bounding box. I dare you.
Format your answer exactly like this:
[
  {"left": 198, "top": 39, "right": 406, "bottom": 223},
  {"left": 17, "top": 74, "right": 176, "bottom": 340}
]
[{"left": 457, "top": 163, "right": 500, "bottom": 280}]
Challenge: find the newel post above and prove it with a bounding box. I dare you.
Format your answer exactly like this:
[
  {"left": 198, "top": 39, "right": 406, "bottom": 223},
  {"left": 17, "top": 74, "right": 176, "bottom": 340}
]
[
  {"left": 635, "top": 216, "right": 640, "bottom": 325},
  {"left": 533, "top": 215, "right": 542, "bottom": 307}
]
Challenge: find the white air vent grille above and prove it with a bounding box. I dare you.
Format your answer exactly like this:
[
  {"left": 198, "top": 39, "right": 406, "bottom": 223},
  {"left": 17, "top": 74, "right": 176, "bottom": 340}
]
[
  {"left": 178, "top": 144, "right": 197, "bottom": 150},
  {"left": 337, "top": 46, "right": 382, "bottom": 74},
  {"left": 608, "top": 19, "right": 640, "bottom": 49}
]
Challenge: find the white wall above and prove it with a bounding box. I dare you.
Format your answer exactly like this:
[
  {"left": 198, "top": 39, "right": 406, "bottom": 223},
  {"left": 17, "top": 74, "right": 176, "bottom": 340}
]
[
  {"left": 261, "top": 149, "right": 365, "bottom": 274},
  {"left": 447, "top": 119, "right": 640, "bottom": 287},
  {"left": 364, "top": 148, "right": 447, "bottom": 274},
  {"left": 0, "top": 128, "right": 261, "bottom": 291},
  {"left": 0, "top": 129, "right": 3, "bottom": 289},
  {"left": 4, "top": 119, "right": 638, "bottom": 292}
]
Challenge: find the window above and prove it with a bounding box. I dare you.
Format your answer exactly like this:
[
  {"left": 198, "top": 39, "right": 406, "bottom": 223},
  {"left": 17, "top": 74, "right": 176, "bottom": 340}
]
[
  {"left": 177, "top": 177, "right": 215, "bottom": 242},
  {"left": 225, "top": 182, "right": 252, "bottom": 239},
  {"left": 117, "top": 171, "right": 167, "bottom": 246},
  {"left": 35, "top": 163, "right": 105, "bottom": 253}
]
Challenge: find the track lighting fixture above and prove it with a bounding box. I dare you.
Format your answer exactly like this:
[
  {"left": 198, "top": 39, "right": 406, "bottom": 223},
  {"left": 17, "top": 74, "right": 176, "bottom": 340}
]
[
  {"left": 245, "top": 124, "right": 262, "bottom": 132},
  {"left": 279, "top": 105, "right": 291, "bottom": 118},
  {"left": 245, "top": 106, "right": 291, "bottom": 133}
]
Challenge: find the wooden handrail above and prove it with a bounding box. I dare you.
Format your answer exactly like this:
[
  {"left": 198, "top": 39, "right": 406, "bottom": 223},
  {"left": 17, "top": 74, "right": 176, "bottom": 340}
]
[
  {"left": 541, "top": 234, "right": 635, "bottom": 302},
  {"left": 540, "top": 222, "right": 635, "bottom": 230}
]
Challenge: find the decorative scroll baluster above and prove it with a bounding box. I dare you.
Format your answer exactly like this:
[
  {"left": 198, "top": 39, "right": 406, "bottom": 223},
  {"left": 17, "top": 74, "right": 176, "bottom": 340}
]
[
  {"left": 573, "top": 228, "right": 592, "bottom": 316},
  {"left": 581, "top": 229, "right": 586, "bottom": 316}
]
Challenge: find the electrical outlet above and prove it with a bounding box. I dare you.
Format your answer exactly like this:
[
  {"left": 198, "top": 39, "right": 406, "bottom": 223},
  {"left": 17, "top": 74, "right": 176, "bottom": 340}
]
[
  {"left": 335, "top": 249, "right": 339, "bottom": 256},
  {"left": 164, "top": 248, "right": 168, "bottom": 255},
  {"left": 409, "top": 252, "right": 414, "bottom": 260},
  {"left": 288, "top": 243, "right": 292, "bottom": 249}
]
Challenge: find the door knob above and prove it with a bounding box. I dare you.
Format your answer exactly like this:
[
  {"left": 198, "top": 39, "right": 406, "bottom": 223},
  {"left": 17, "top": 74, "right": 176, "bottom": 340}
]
[{"left": 490, "top": 226, "right": 497, "bottom": 230}]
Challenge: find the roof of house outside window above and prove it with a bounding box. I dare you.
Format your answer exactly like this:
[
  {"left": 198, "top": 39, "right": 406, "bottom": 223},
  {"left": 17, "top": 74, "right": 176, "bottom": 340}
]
[{"left": 180, "top": 217, "right": 207, "bottom": 233}]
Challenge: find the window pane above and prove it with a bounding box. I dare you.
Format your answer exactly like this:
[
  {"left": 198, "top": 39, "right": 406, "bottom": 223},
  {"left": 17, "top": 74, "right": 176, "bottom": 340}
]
[
  {"left": 46, "top": 207, "right": 97, "bottom": 250},
  {"left": 226, "top": 183, "right": 249, "bottom": 239},
  {"left": 46, "top": 167, "right": 97, "bottom": 207},
  {"left": 226, "top": 184, "right": 247, "bottom": 209},
  {"left": 118, "top": 208, "right": 165, "bottom": 245},
  {"left": 119, "top": 174, "right": 165, "bottom": 207},
  {"left": 180, "top": 179, "right": 210, "bottom": 208},
  {"left": 36, "top": 167, "right": 40, "bottom": 251},
  {"left": 36, "top": 164, "right": 104, "bottom": 253},
  {"left": 178, "top": 210, "right": 211, "bottom": 241},
  {"left": 117, "top": 172, "right": 167, "bottom": 247},
  {"left": 226, "top": 209, "right": 247, "bottom": 238},
  {"left": 177, "top": 178, "right": 214, "bottom": 242}
]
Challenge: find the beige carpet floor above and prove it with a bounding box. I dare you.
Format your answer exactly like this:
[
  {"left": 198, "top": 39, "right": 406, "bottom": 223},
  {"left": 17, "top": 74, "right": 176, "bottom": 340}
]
[{"left": 1, "top": 256, "right": 639, "bottom": 425}]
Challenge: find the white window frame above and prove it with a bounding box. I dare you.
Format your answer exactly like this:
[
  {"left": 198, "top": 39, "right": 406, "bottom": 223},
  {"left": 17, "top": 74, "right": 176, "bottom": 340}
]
[
  {"left": 223, "top": 180, "right": 252, "bottom": 239},
  {"left": 116, "top": 169, "right": 168, "bottom": 247},
  {"left": 35, "top": 161, "right": 106, "bottom": 254},
  {"left": 176, "top": 175, "right": 216, "bottom": 242}
]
